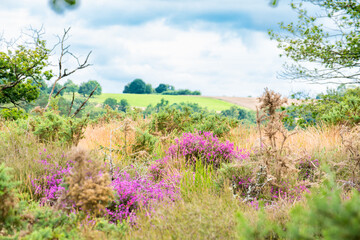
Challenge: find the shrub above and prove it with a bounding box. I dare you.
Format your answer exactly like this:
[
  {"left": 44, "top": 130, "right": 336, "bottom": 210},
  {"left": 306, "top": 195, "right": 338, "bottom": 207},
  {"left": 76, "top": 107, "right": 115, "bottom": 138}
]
[
  {"left": 56, "top": 149, "right": 114, "bottom": 215},
  {"left": 0, "top": 164, "right": 21, "bottom": 234},
  {"left": 168, "top": 131, "right": 249, "bottom": 169},
  {"left": 132, "top": 129, "right": 158, "bottom": 155},
  {"left": 237, "top": 170, "right": 360, "bottom": 240},
  {"left": 192, "top": 113, "right": 238, "bottom": 137},
  {"left": 93, "top": 218, "right": 128, "bottom": 238},
  {"left": 285, "top": 86, "right": 360, "bottom": 128},
  {"left": 31, "top": 149, "right": 74, "bottom": 205},
  {"left": 221, "top": 106, "right": 256, "bottom": 124},
  {"left": 118, "top": 99, "right": 130, "bottom": 112},
  {"left": 0, "top": 108, "right": 28, "bottom": 120},
  {"left": 103, "top": 97, "right": 118, "bottom": 110},
  {"left": 22, "top": 205, "right": 80, "bottom": 240},
  {"left": 285, "top": 177, "right": 360, "bottom": 239},
  {"left": 31, "top": 149, "right": 179, "bottom": 223},
  {"left": 149, "top": 107, "right": 238, "bottom": 137},
  {"left": 106, "top": 169, "right": 180, "bottom": 223},
  {"left": 18, "top": 110, "right": 88, "bottom": 145},
  {"left": 216, "top": 163, "right": 254, "bottom": 198},
  {"left": 297, "top": 157, "right": 320, "bottom": 181}
]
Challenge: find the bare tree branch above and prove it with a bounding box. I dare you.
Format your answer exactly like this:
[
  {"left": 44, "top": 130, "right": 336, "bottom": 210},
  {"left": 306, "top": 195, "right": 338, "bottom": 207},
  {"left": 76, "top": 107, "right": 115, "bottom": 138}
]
[
  {"left": 68, "top": 92, "right": 75, "bottom": 116},
  {"left": 53, "top": 86, "right": 67, "bottom": 98},
  {"left": 72, "top": 86, "right": 97, "bottom": 118},
  {"left": 44, "top": 27, "right": 92, "bottom": 111}
]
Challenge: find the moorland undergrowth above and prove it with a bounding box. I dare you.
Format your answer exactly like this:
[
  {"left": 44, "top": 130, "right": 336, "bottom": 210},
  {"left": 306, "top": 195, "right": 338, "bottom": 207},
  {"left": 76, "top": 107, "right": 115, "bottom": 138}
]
[{"left": 0, "top": 89, "right": 359, "bottom": 239}]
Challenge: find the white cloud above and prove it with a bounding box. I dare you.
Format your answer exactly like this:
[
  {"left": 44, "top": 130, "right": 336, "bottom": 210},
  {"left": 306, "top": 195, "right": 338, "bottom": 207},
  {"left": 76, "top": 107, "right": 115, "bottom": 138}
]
[{"left": 0, "top": 0, "right": 329, "bottom": 98}]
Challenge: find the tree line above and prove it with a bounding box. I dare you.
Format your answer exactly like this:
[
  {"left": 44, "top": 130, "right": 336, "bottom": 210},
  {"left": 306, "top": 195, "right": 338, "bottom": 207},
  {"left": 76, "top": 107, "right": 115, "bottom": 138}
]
[
  {"left": 123, "top": 79, "right": 201, "bottom": 95},
  {"left": 50, "top": 79, "right": 102, "bottom": 97}
]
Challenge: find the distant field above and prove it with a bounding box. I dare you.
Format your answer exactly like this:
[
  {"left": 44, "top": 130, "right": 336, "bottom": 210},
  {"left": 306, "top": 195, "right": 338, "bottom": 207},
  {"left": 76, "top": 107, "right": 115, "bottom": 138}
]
[
  {"left": 64, "top": 93, "right": 242, "bottom": 111},
  {"left": 213, "top": 96, "right": 301, "bottom": 111}
]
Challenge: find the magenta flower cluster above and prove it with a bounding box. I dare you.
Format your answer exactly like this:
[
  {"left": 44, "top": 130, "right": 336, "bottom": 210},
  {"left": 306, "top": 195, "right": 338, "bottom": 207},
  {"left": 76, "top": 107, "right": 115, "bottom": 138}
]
[
  {"left": 148, "top": 156, "right": 170, "bottom": 181},
  {"left": 232, "top": 175, "right": 253, "bottom": 197},
  {"left": 106, "top": 168, "right": 179, "bottom": 223},
  {"left": 168, "top": 131, "right": 249, "bottom": 168},
  {"left": 298, "top": 156, "right": 319, "bottom": 181},
  {"left": 31, "top": 149, "right": 73, "bottom": 206},
  {"left": 270, "top": 180, "right": 310, "bottom": 201},
  {"left": 31, "top": 150, "right": 179, "bottom": 223},
  {"left": 246, "top": 180, "right": 311, "bottom": 210}
]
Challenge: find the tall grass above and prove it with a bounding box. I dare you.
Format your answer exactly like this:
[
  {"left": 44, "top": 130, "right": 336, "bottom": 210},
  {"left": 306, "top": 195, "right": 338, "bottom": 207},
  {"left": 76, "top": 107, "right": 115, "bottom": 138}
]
[
  {"left": 0, "top": 120, "right": 70, "bottom": 196},
  {"left": 127, "top": 188, "right": 240, "bottom": 240},
  {"left": 180, "top": 160, "right": 215, "bottom": 201},
  {"left": 1, "top": 112, "right": 358, "bottom": 239}
]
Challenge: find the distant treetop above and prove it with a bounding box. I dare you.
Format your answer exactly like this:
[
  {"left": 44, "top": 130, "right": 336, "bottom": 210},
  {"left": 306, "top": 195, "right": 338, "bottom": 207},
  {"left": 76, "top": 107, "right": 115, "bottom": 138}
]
[{"left": 123, "top": 79, "right": 201, "bottom": 95}]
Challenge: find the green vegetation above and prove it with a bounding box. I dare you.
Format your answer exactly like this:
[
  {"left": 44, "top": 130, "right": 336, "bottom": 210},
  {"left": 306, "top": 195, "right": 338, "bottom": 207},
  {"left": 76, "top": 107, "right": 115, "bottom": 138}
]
[
  {"left": 237, "top": 170, "right": 360, "bottom": 240},
  {"left": 78, "top": 80, "right": 102, "bottom": 97},
  {"left": 123, "top": 79, "right": 148, "bottom": 94},
  {"left": 0, "top": 33, "right": 51, "bottom": 119},
  {"left": 270, "top": 0, "right": 360, "bottom": 85},
  {"left": 64, "top": 93, "right": 238, "bottom": 111},
  {"left": 123, "top": 79, "right": 201, "bottom": 95},
  {"left": 284, "top": 86, "right": 360, "bottom": 128},
  {"left": 2, "top": 1, "right": 360, "bottom": 238},
  {"left": 1, "top": 87, "right": 360, "bottom": 239}
]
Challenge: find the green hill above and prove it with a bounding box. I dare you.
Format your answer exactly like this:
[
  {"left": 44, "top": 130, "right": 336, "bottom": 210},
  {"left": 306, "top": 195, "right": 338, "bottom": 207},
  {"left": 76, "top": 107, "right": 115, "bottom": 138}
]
[{"left": 64, "top": 93, "right": 243, "bottom": 112}]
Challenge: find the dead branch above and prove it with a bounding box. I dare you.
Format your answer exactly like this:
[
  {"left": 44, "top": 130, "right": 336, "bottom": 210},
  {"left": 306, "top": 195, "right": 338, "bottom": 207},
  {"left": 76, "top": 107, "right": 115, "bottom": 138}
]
[
  {"left": 53, "top": 86, "right": 67, "bottom": 98},
  {"left": 68, "top": 92, "right": 75, "bottom": 116},
  {"left": 72, "top": 86, "right": 97, "bottom": 118},
  {"left": 44, "top": 27, "right": 92, "bottom": 111}
]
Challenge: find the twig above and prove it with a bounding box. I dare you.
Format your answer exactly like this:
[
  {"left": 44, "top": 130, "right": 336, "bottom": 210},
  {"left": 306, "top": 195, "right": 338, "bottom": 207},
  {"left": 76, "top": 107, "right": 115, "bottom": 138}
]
[
  {"left": 68, "top": 92, "right": 75, "bottom": 116},
  {"left": 44, "top": 27, "right": 91, "bottom": 111},
  {"left": 54, "top": 86, "right": 67, "bottom": 98},
  {"left": 71, "top": 85, "right": 97, "bottom": 117}
]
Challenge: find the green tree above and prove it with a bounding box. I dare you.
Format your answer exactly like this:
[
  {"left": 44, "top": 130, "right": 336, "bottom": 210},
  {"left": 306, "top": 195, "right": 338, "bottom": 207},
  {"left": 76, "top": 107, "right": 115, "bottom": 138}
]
[
  {"left": 155, "top": 84, "right": 174, "bottom": 93},
  {"left": 78, "top": 80, "right": 102, "bottom": 97},
  {"left": 270, "top": 0, "right": 360, "bottom": 85},
  {"left": 118, "top": 99, "right": 130, "bottom": 112},
  {"left": 123, "top": 79, "right": 146, "bottom": 94},
  {"left": 103, "top": 98, "right": 117, "bottom": 110},
  {"left": 64, "top": 79, "right": 79, "bottom": 94},
  {"left": 50, "top": 0, "right": 78, "bottom": 13},
  {"left": 0, "top": 34, "right": 51, "bottom": 117},
  {"left": 145, "top": 84, "right": 153, "bottom": 94},
  {"left": 48, "top": 83, "right": 64, "bottom": 96}
]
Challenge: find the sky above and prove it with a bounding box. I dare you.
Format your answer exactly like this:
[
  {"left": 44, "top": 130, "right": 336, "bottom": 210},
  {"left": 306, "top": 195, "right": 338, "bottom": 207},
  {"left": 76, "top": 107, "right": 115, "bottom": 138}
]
[{"left": 0, "top": 0, "right": 330, "bottom": 97}]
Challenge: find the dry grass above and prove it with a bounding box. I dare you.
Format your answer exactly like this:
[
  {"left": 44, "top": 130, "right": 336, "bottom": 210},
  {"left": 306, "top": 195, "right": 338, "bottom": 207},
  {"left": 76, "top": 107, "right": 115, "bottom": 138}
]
[
  {"left": 79, "top": 118, "right": 176, "bottom": 168},
  {"left": 288, "top": 124, "right": 342, "bottom": 155},
  {"left": 228, "top": 125, "right": 258, "bottom": 150},
  {"left": 229, "top": 123, "right": 344, "bottom": 161},
  {"left": 2, "top": 113, "right": 357, "bottom": 239},
  {"left": 0, "top": 123, "right": 70, "bottom": 196}
]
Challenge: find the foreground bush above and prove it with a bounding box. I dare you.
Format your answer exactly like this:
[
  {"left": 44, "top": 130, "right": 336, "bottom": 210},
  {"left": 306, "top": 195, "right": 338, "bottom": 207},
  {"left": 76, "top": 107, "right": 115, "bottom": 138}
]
[
  {"left": 149, "top": 107, "right": 238, "bottom": 137},
  {"left": 15, "top": 110, "right": 88, "bottom": 145},
  {"left": 31, "top": 148, "right": 180, "bottom": 223},
  {"left": 237, "top": 171, "right": 360, "bottom": 240},
  {"left": 0, "top": 164, "right": 21, "bottom": 234},
  {"left": 106, "top": 169, "right": 180, "bottom": 223}
]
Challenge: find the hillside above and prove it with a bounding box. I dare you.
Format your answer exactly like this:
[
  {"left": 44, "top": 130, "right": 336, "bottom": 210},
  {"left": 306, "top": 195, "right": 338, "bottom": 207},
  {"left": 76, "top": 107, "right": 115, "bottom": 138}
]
[
  {"left": 211, "top": 96, "right": 300, "bottom": 111},
  {"left": 65, "top": 93, "right": 242, "bottom": 111}
]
